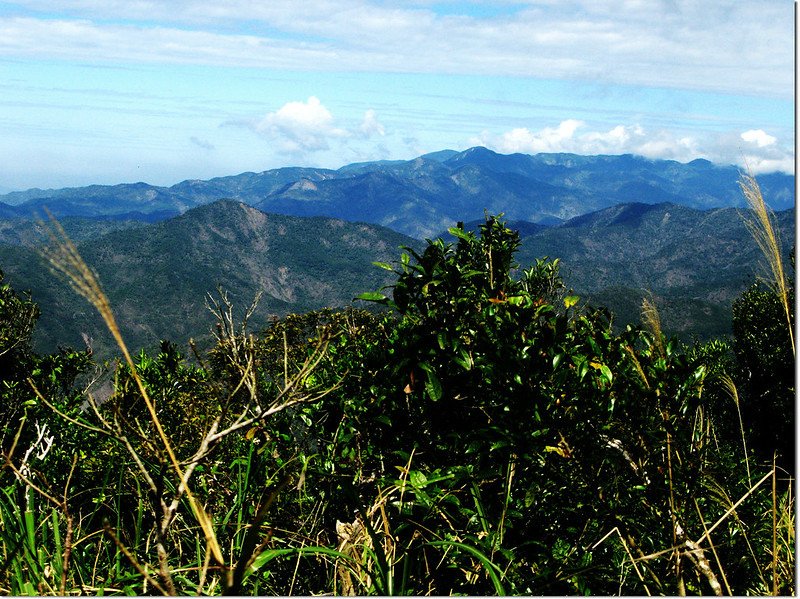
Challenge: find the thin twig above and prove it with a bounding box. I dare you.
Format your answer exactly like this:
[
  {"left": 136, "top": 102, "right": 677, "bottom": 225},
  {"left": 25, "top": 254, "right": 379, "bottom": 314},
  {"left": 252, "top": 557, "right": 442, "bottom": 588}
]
[
  {"left": 27, "top": 379, "right": 112, "bottom": 437},
  {"left": 695, "top": 469, "right": 773, "bottom": 545}
]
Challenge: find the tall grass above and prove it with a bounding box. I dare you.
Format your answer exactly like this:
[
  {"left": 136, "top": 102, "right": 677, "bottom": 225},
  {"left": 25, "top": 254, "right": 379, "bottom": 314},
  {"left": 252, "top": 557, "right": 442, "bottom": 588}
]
[
  {"left": 738, "top": 173, "right": 794, "bottom": 355},
  {"left": 737, "top": 172, "right": 795, "bottom": 592},
  {"left": 39, "top": 210, "right": 223, "bottom": 590},
  {"left": 633, "top": 286, "right": 794, "bottom": 595}
]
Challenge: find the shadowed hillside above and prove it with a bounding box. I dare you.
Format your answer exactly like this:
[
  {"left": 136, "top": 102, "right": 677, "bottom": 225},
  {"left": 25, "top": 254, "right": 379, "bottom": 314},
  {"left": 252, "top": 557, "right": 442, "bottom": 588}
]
[{"left": 0, "top": 200, "right": 421, "bottom": 356}]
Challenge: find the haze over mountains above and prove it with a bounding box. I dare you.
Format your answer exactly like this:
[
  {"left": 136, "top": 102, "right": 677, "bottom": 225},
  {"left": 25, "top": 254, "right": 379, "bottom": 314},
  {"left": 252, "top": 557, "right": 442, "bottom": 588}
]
[{"left": 0, "top": 147, "right": 794, "bottom": 356}]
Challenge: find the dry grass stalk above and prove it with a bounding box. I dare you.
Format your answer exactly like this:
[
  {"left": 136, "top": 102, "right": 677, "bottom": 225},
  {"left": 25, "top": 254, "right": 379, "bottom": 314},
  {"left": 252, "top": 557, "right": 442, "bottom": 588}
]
[
  {"left": 693, "top": 499, "right": 731, "bottom": 595},
  {"left": 590, "top": 527, "right": 652, "bottom": 596},
  {"left": 38, "top": 211, "right": 224, "bottom": 584},
  {"left": 623, "top": 344, "right": 650, "bottom": 388},
  {"left": 774, "top": 478, "right": 795, "bottom": 589},
  {"left": 641, "top": 296, "right": 664, "bottom": 359},
  {"left": 771, "top": 454, "right": 777, "bottom": 595},
  {"left": 719, "top": 374, "right": 751, "bottom": 484},
  {"left": 37, "top": 211, "right": 340, "bottom": 594},
  {"left": 335, "top": 516, "right": 370, "bottom": 595},
  {"left": 696, "top": 469, "right": 773, "bottom": 546},
  {"left": 738, "top": 173, "right": 794, "bottom": 355},
  {"left": 103, "top": 522, "right": 168, "bottom": 595}
]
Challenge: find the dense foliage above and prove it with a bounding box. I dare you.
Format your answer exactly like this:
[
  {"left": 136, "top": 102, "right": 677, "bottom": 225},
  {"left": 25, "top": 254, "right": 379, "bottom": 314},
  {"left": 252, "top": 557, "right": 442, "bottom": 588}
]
[
  {"left": 732, "top": 277, "right": 795, "bottom": 474},
  {"left": 0, "top": 213, "right": 793, "bottom": 595}
]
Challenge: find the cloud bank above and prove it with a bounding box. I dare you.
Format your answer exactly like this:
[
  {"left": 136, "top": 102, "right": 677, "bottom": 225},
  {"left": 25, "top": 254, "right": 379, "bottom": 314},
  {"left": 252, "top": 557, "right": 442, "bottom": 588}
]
[
  {"left": 470, "top": 120, "right": 793, "bottom": 174},
  {"left": 0, "top": 1, "right": 793, "bottom": 186},
  {"left": 0, "top": 0, "right": 793, "bottom": 97}
]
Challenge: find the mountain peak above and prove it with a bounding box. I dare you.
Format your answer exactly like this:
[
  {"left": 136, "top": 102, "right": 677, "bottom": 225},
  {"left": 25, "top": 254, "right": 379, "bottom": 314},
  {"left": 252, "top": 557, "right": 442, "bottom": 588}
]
[
  {"left": 450, "top": 146, "right": 500, "bottom": 161},
  {"left": 418, "top": 149, "right": 459, "bottom": 162}
]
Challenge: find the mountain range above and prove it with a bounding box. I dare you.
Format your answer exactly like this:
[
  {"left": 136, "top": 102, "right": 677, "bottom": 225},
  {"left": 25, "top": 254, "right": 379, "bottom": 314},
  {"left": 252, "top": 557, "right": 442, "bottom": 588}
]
[
  {"left": 1, "top": 147, "right": 793, "bottom": 238},
  {"left": 0, "top": 148, "right": 794, "bottom": 357}
]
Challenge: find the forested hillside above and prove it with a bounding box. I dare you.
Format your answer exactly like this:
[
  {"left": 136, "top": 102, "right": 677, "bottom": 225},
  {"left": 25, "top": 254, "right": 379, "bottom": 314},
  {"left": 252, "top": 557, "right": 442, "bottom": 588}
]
[
  {"left": 0, "top": 201, "right": 421, "bottom": 356},
  {"left": 517, "top": 202, "right": 795, "bottom": 337},
  {"left": 0, "top": 175, "right": 793, "bottom": 595}
]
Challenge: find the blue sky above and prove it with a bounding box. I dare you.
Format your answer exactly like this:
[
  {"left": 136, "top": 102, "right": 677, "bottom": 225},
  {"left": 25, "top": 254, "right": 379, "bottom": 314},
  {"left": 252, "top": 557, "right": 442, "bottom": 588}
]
[{"left": 0, "top": 0, "right": 794, "bottom": 190}]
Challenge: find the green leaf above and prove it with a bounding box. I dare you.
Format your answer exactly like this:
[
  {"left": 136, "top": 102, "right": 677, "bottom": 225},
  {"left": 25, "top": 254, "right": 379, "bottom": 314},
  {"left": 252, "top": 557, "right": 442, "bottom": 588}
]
[
  {"left": 578, "top": 361, "right": 589, "bottom": 381},
  {"left": 355, "top": 291, "right": 388, "bottom": 303},
  {"left": 600, "top": 364, "right": 613, "bottom": 385},
  {"left": 453, "top": 347, "right": 473, "bottom": 370},
  {"left": 409, "top": 470, "right": 428, "bottom": 487},
  {"left": 419, "top": 362, "right": 443, "bottom": 401},
  {"left": 448, "top": 226, "right": 472, "bottom": 240},
  {"left": 436, "top": 332, "right": 446, "bottom": 350},
  {"left": 247, "top": 546, "right": 358, "bottom": 582},
  {"left": 425, "top": 373, "right": 443, "bottom": 401},
  {"left": 426, "top": 541, "right": 507, "bottom": 595},
  {"left": 564, "top": 295, "right": 580, "bottom": 309},
  {"left": 372, "top": 261, "right": 395, "bottom": 271}
]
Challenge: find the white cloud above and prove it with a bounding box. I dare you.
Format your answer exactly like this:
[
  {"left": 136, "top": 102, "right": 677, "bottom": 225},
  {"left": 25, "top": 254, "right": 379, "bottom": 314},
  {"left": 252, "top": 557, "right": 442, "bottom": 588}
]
[
  {"left": 246, "top": 97, "right": 387, "bottom": 159},
  {"left": 741, "top": 129, "right": 777, "bottom": 148},
  {"left": 736, "top": 129, "right": 793, "bottom": 174},
  {"left": 493, "top": 119, "right": 584, "bottom": 154},
  {"left": 472, "top": 120, "right": 793, "bottom": 174},
  {"left": 253, "top": 96, "right": 347, "bottom": 154}
]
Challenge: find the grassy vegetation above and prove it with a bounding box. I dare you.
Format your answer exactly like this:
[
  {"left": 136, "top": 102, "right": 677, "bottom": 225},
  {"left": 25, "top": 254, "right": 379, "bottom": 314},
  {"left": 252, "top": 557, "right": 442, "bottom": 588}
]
[{"left": 0, "top": 178, "right": 793, "bottom": 595}]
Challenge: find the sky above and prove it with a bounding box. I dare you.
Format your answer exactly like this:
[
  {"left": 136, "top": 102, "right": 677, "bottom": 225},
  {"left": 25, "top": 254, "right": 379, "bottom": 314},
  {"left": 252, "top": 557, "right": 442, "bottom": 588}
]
[{"left": 0, "top": 0, "right": 795, "bottom": 191}]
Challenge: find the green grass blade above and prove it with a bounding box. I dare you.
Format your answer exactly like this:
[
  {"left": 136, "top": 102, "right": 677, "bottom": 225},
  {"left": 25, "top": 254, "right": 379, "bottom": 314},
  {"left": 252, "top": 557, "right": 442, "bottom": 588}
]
[{"left": 427, "top": 540, "right": 507, "bottom": 595}]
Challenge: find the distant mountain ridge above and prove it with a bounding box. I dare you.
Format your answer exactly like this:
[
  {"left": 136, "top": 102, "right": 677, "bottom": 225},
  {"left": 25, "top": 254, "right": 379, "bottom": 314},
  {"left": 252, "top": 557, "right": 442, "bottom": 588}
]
[{"left": 1, "top": 147, "right": 793, "bottom": 238}]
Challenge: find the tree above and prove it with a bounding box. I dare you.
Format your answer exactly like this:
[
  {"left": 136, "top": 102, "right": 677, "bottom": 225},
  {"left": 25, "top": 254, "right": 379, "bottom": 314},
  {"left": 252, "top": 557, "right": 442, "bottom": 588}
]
[
  {"left": 732, "top": 279, "right": 795, "bottom": 474},
  {"left": 342, "top": 215, "right": 768, "bottom": 594}
]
